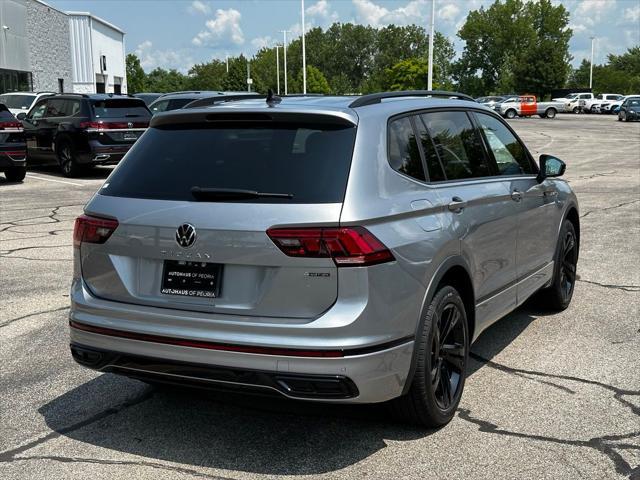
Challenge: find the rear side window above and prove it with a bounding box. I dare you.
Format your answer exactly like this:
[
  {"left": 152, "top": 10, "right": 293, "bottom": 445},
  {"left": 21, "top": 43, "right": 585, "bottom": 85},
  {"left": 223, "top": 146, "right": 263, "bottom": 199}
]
[
  {"left": 91, "top": 99, "right": 150, "bottom": 119},
  {"left": 413, "top": 116, "right": 446, "bottom": 182},
  {"left": 420, "top": 111, "right": 492, "bottom": 180},
  {"left": 388, "top": 117, "right": 425, "bottom": 181},
  {"left": 101, "top": 122, "right": 357, "bottom": 204},
  {"left": 45, "top": 99, "right": 66, "bottom": 117},
  {"left": 474, "top": 112, "right": 533, "bottom": 175}
]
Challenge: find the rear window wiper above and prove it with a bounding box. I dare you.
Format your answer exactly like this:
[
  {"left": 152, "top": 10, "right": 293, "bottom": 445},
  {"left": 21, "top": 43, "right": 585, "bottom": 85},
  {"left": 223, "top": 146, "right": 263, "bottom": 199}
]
[{"left": 190, "top": 187, "right": 294, "bottom": 201}]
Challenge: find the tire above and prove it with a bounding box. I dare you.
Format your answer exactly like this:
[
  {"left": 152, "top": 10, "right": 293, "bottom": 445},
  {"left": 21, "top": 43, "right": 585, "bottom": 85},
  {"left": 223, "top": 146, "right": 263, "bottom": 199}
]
[
  {"left": 572, "top": 107, "right": 580, "bottom": 114},
  {"left": 545, "top": 108, "right": 557, "bottom": 119},
  {"left": 535, "top": 219, "right": 578, "bottom": 311},
  {"left": 390, "top": 285, "right": 469, "bottom": 427},
  {"left": 618, "top": 114, "right": 622, "bottom": 121},
  {"left": 539, "top": 113, "right": 546, "bottom": 118},
  {"left": 505, "top": 109, "right": 517, "bottom": 119},
  {"left": 57, "top": 140, "right": 83, "bottom": 178},
  {"left": 4, "top": 166, "right": 26, "bottom": 182}
]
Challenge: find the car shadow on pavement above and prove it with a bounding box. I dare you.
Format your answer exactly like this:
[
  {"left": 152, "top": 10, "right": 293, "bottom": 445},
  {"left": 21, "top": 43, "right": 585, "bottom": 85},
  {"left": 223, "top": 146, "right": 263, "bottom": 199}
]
[
  {"left": 38, "top": 303, "right": 546, "bottom": 475},
  {"left": 28, "top": 165, "right": 113, "bottom": 180}
]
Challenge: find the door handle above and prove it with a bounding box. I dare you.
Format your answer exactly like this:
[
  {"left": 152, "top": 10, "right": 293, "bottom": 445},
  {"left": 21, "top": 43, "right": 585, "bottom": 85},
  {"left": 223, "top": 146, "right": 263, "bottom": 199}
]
[
  {"left": 511, "top": 189, "right": 523, "bottom": 202},
  {"left": 543, "top": 188, "right": 557, "bottom": 197},
  {"left": 447, "top": 196, "right": 467, "bottom": 213}
]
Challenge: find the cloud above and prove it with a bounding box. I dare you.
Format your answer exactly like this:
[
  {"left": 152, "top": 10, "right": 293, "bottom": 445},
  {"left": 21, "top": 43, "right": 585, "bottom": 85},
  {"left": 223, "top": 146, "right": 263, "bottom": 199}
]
[
  {"left": 438, "top": 3, "right": 460, "bottom": 23},
  {"left": 188, "top": 0, "right": 210, "bottom": 15},
  {"left": 251, "top": 35, "right": 275, "bottom": 50},
  {"left": 192, "top": 8, "right": 244, "bottom": 47},
  {"left": 306, "top": 0, "right": 339, "bottom": 22},
  {"left": 623, "top": 4, "right": 640, "bottom": 23},
  {"left": 134, "top": 41, "right": 194, "bottom": 73}
]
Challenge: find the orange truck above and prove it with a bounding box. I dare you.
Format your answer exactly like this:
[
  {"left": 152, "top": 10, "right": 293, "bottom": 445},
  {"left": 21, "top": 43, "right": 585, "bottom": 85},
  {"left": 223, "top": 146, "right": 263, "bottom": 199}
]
[{"left": 495, "top": 95, "right": 565, "bottom": 119}]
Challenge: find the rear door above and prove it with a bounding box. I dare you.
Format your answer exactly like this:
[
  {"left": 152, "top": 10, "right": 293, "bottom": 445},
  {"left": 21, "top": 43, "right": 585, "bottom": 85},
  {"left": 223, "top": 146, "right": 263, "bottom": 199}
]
[
  {"left": 39, "top": 98, "right": 68, "bottom": 161},
  {"left": 22, "top": 100, "right": 47, "bottom": 161},
  {"left": 473, "top": 111, "right": 558, "bottom": 304},
  {"left": 81, "top": 114, "right": 357, "bottom": 320},
  {"left": 419, "top": 110, "right": 518, "bottom": 330}
]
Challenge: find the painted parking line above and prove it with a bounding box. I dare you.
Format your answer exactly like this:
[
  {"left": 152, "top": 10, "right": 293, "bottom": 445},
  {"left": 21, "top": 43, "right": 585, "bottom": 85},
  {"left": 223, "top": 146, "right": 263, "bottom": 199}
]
[{"left": 25, "top": 174, "right": 84, "bottom": 187}]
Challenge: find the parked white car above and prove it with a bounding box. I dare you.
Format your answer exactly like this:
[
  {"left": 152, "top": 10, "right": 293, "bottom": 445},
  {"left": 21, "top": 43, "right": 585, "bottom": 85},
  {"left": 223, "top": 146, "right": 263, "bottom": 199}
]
[
  {"left": 584, "top": 94, "right": 624, "bottom": 113},
  {"left": 0, "top": 91, "right": 55, "bottom": 116},
  {"left": 565, "top": 93, "right": 594, "bottom": 113},
  {"left": 600, "top": 95, "right": 638, "bottom": 114}
]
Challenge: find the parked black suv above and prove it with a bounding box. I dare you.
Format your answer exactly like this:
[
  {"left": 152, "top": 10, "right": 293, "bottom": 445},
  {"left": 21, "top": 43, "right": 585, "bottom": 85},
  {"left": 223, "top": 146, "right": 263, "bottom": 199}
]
[
  {"left": 18, "top": 94, "right": 151, "bottom": 177},
  {"left": 0, "top": 103, "right": 26, "bottom": 182}
]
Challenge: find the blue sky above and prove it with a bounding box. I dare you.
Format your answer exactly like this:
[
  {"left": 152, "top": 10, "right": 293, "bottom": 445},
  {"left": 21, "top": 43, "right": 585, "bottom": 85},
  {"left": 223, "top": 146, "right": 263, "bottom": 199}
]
[{"left": 49, "top": 0, "right": 640, "bottom": 72}]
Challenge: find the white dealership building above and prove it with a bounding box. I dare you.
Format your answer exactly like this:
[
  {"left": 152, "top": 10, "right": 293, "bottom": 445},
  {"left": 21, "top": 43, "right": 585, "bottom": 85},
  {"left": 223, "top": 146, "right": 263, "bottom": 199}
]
[
  {"left": 0, "top": 1, "right": 127, "bottom": 95},
  {"left": 68, "top": 11, "right": 127, "bottom": 94}
]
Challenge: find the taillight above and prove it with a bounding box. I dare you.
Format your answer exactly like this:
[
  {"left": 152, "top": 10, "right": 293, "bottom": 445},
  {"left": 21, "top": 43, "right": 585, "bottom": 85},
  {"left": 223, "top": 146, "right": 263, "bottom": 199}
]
[
  {"left": 79, "top": 121, "right": 148, "bottom": 130},
  {"left": 0, "top": 121, "right": 23, "bottom": 131},
  {"left": 73, "top": 214, "right": 118, "bottom": 247},
  {"left": 267, "top": 226, "right": 394, "bottom": 267}
]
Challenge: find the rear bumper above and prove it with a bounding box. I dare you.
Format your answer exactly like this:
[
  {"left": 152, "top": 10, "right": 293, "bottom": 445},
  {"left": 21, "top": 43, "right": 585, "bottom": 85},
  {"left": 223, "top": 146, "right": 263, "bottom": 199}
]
[
  {"left": 70, "top": 343, "right": 360, "bottom": 400},
  {"left": 0, "top": 150, "right": 26, "bottom": 168},
  {"left": 69, "top": 324, "right": 414, "bottom": 403}
]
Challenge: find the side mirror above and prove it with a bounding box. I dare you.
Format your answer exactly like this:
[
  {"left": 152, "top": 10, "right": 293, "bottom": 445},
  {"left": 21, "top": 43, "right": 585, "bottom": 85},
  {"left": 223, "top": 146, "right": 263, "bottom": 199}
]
[
  {"left": 16, "top": 112, "right": 26, "bottom": 121},
  {"left": 537, "top": 154, "right": 566, "bottom": 183}
]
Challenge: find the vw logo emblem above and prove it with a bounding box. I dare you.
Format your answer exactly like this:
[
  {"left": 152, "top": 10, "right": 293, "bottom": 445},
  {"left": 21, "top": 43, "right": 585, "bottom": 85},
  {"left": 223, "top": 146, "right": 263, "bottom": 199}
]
[
  {"left": 127, "top": 122, "right": 133, "bottom": 129},
  {"left": 176, "top": 223, "right": 196, "bottom": 248}
]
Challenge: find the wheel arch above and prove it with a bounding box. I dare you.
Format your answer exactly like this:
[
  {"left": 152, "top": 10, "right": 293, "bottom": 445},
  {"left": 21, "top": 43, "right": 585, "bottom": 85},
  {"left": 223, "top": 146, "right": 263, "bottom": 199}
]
[{"left": 401, "top": 256, "right": 476, "bottom": 395}]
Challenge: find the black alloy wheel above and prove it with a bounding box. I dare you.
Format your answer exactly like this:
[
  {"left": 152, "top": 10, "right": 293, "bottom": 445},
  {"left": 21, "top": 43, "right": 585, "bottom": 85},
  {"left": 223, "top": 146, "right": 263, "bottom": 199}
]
[
  {"left": 58, "top": 142, "right": 81, "bottom": 177},
  {"left": 558, "top": 230, "right": 578, "bottom": 305},
  {"left": 430, "top": 302, "right": 466, "bottom": 410}
]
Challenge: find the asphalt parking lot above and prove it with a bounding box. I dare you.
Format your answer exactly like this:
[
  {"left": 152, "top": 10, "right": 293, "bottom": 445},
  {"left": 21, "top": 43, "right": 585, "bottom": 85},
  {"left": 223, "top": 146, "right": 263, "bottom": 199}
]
[{"left": 0, "top": 114, "right": 638, "bottom": 480}]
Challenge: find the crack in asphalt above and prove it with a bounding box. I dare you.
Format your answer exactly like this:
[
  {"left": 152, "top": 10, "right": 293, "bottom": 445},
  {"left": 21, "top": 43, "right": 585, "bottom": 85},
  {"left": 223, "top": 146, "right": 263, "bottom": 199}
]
[
  {"left": 580, "top": 199, "right": 640, "bottom": 218},
  {"left": 0, "top": 306, "right": 69, "bottom": 329},
  {"left": 0, "top": 204, "right": 79, "bottom": 233},
  {"left": 574, "top": 171, "right": 618, "bottom": 180},
  {"left": 458, "top": 409, "right": 640, "bottom": 479},
  {"left": 0, "top": 244, "right": 72, "bottom": 255},
  {"left": 577, "top": 279, "right": 640, "bottom": 293},
  {"left": 469, "top": 352, "right": 640, "bottom": 416},
  {"left": 0, "top": 255, "right": 72, "bottom": 262},
  {"left": 4, "top": 455, "right": 234, "bottom": 479},
  {"left": 468, "top": 352, "right": 640, "bottom": 477},
  {"left": 0, "top": 390, "right": 155, "bottom": 464}
]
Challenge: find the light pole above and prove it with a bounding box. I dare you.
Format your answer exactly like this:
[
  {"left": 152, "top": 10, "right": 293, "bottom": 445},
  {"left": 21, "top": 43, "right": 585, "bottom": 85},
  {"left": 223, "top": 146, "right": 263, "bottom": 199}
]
[
  {"left": 279, "top": 30, "right": 290, "bottom": 95},
  {"left": 427, "top": 0, "right": 435, "bottom": 90},
  {"left": 247, "top": 57, "right": 251, "bottom": 93},
  {"left": 589, "top": 36, "right": 595, "bottom": 89},
  {"left": 301, "top": 0, "right": 307, "bottom": 94},
  {"left": 225, "top": 54, "right": 229, "bottom": 73},
  {"left": 275, "top": 45, "right": 281, "bottom": 95}
]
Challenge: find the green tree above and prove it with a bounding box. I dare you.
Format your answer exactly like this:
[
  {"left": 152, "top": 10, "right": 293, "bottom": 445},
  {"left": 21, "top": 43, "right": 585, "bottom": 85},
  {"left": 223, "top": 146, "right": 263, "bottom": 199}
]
[
  {"left": 294, "top": 65, "right": 331, "bottom": 93},
  {"left": 568, "top": 47, "right": 640, "bottom": 94},
  {"left": 385, "top": 58, "right": 429, "bottom": 90},
  {"left": 125, "top": 53, "right": 146, "bottom": 93},
  {"left": 145, "top": 68, "right": 189, "bottom": 92},
  {"left": 188, "top": 60, "right": 227, "bottom": 90},
  {"left": 222, "top": 55, "right": 249, "bottom": 91},
  {"left": 455, "top": 0, "right": 572, "bottom": 97}
]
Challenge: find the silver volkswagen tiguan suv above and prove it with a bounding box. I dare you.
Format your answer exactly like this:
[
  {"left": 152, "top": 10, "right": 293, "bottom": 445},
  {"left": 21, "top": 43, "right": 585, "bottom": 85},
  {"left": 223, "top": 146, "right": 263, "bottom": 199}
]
[{"left": 70, "top": 91, "right": 579, "bottom": 427}]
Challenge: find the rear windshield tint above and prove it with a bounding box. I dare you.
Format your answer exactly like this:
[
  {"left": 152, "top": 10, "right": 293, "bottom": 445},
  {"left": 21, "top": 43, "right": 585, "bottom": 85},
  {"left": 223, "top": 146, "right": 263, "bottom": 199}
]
[
  {"left": 91, "top": 99, "right": 150, "bottom": 119},
  {"left": 100, "top": 122, "right": 357, "bottom": 203}
]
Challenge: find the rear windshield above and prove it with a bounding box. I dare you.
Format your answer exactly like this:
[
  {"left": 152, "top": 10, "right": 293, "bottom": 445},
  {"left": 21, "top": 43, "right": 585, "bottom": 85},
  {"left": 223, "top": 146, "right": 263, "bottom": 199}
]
[
  {"left": 0, "top": 94, "right": 35, "bottom": 109},
  {"left": 91, "top": 99, "right": 150, "bottom": 119},
  {"left": 100, "top": 122, "right": 357, "bottom": 203}
]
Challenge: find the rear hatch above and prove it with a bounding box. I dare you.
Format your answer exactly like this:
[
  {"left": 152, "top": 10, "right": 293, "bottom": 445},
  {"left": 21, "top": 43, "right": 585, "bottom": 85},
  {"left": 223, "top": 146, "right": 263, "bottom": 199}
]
[
  {"left": 88, "top": 98, "right": 151, "bottom": 146},
  {"left": 0, "top": 107, "right": 25, "bottom": 158},
  {"left": 80, "top": 111, "right": 357, "bottom": 319}
]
